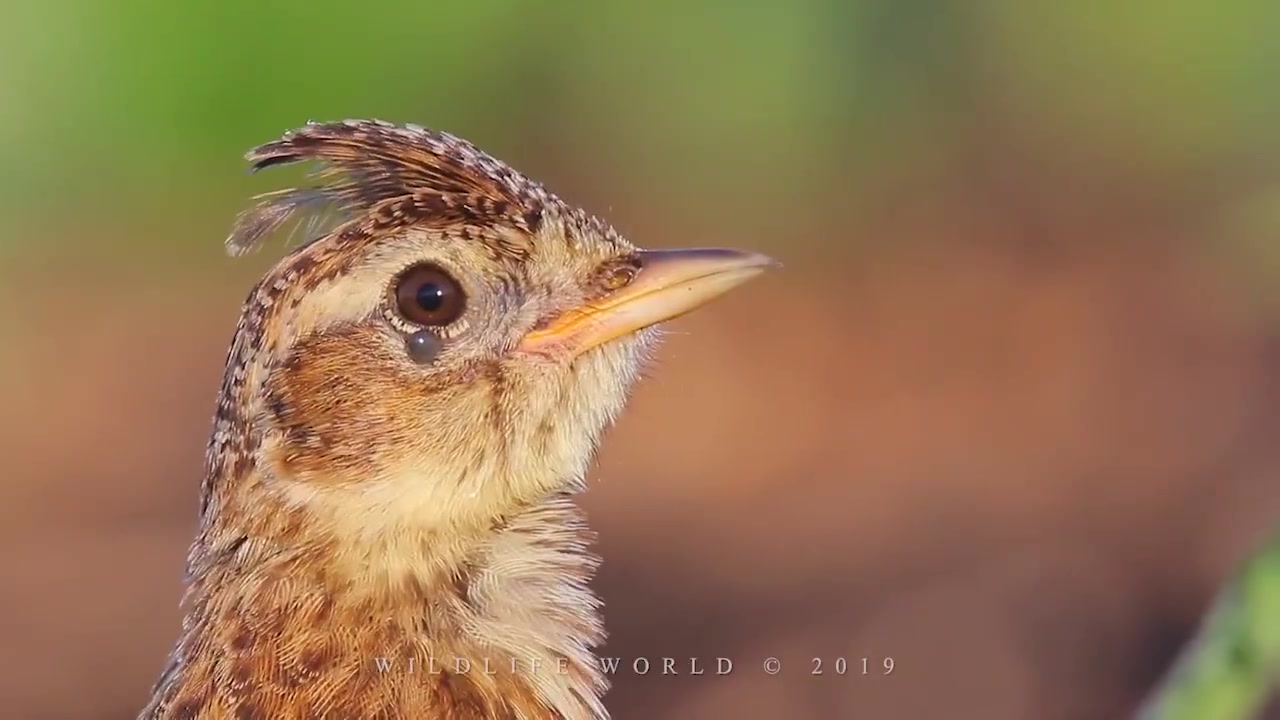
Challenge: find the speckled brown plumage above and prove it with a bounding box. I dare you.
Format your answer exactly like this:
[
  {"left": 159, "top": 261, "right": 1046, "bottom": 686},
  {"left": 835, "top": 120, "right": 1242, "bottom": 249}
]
[{"left": 139, "top": 119, "right": 772, "bottom": 720}]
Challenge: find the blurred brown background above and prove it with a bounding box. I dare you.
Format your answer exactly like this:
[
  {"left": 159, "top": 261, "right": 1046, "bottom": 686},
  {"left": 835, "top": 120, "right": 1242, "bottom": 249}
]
[{"left": 4, "top": 2, "right": 1280, "bottom": 718}]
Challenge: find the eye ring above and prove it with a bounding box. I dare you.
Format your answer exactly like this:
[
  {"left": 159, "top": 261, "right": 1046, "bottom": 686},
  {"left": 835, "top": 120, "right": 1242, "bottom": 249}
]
[{"left": 391, "top": 263, "right": 466, "bottom": 327}]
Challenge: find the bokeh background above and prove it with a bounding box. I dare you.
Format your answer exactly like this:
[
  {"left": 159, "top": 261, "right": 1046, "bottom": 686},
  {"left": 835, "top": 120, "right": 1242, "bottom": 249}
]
[{"left": 4, "top": 2, "right": 1280, "bottom": 718}]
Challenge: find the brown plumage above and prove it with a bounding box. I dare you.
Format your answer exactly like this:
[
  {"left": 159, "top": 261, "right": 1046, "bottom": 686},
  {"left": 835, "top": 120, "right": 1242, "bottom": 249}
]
[{"left": 139, "top": 119, "right": 773, "bottom": 720}]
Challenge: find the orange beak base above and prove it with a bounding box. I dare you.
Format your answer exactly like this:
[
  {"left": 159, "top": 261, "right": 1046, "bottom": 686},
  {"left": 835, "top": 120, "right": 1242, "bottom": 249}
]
[{"left": 519, "top": 247, "right": 777, "bottom": 357}]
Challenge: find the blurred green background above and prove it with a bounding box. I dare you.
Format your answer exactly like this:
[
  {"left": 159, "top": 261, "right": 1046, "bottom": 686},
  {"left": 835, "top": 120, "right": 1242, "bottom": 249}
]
[{"left": 4, "top": 1, "right": 1280, "bottom": 718}]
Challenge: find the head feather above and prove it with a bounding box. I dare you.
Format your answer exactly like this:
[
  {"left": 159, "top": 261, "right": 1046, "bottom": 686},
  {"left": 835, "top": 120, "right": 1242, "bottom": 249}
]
[{"left": 226, "top": 119, "right": 557, "bottom": 256}]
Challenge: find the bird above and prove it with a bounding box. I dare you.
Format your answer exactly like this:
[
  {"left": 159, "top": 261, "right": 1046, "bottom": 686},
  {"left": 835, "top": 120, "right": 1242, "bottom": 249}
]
[{"left": 137, "top": 119, "right": 774, "bottom": 720}]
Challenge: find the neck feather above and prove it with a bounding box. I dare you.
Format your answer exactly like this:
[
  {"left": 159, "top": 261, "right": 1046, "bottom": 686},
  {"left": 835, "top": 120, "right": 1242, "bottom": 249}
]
[{"left": 140, "top": 486, "right": 609, "bottom": 720}]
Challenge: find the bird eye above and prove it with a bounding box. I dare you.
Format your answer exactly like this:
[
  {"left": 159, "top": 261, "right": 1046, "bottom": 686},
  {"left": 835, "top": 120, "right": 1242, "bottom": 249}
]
[{"left": 393, "top": 263, "right": 466, "bottom": 327}]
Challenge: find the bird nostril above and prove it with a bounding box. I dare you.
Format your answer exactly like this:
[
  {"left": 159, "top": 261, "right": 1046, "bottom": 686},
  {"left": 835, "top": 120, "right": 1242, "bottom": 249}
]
[{"left": 599, "top": 265, "right": 637, "bottom": 292}]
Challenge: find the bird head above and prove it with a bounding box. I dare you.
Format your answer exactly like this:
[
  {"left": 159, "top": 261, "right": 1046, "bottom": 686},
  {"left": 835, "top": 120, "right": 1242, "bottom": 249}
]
[{"left": 204, "top": 120, "right": 773, "bottom": 567}]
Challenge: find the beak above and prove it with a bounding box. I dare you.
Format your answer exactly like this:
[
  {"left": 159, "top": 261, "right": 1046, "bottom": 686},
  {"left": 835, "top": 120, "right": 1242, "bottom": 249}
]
[{"left": 519, "top": 247, "right": 778, "bottom": 357}]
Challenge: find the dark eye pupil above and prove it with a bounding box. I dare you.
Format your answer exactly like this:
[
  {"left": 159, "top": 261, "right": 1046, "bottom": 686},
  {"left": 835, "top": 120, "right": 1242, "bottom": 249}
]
[
  {"left": 416, "top": 283, "right": 445, "bottom": 312},
  {"left": 392, "top": 263, "right": 466, "bottom": 328}
]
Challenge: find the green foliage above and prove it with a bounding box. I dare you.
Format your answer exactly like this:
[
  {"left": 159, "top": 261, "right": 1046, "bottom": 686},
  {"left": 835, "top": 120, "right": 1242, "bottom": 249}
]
[
  {"left": 2, "top": 0, "right": 1278, "bottom": 262},
  {"left": 1138, "top": 533, "right": 1280, "bottom": 720}
]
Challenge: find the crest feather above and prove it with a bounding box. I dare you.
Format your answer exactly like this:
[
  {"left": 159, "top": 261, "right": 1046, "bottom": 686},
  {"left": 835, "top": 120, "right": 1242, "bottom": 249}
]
[{"left": 226, "top": 119, "right": 553, "bottom": 256}]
